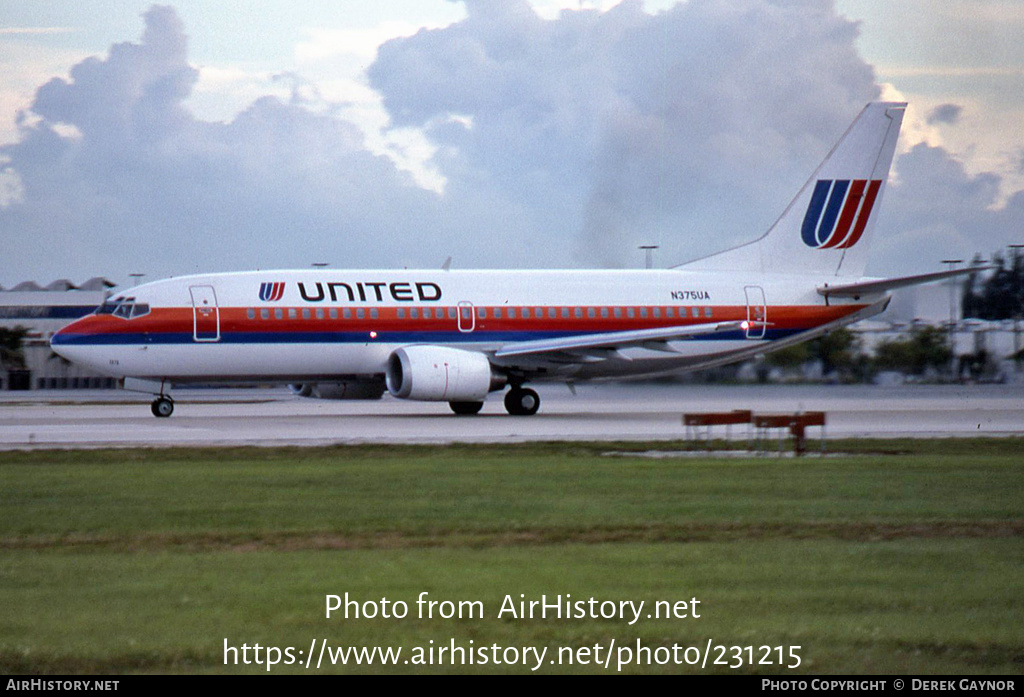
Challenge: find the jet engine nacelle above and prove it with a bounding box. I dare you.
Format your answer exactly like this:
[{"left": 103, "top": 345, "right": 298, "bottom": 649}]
[
  {"left": 288, "top": 379, "right": 386, "bottom": 400},
  {"left": 289, "top": 383, "right": 314, "bottom": 397},
  {"left": 386, "top": 346, "right": 503, "bottom": 402}
]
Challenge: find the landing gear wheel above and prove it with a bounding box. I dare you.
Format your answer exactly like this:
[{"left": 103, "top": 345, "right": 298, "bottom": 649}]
[
  {"left": 504, "top": 388, "right": 540, "bottom": 416},
  {"left": 151, "top": 397, "right": 174, "bottom": 418},
  {"left": 449, "top": 401, "right": 484, "bottom": 415}
]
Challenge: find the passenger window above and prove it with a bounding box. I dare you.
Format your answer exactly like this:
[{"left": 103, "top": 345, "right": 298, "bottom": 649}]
[
  {"left": 561, "top": 308, "right": 569, "bottom": 319},
  {"left": 494, "top": 308, "right": 502, "bottom": 319},
  {"left": 247, "top": 309, "right": 256, "bottom": 320},
  {"left": 478, "top": 308, "right": 486, "bottom": 319},
  {"left": 600, "top": 307, "right": 609, "bottom": 318},
  {"left": 704, "top": 307, "right": 712, "bottom": 318},
  {"left": 330, "top": 309, "right": 338, "bottom": 319},
  {"left": 274, "top": 309, "right": 283, "bottom": 320},
  {"left": 302, "top": 308, "right": 310, "bottom": 319},
  {"left": 652, "top": 308, "right": 659, "bottom": 318},
  {"left": 423, "top": 308, "right": 432, "bottom": 319},
  {"left": 316, "top": 308, "right": 324, "bottom": 320},
  {"left": 448, "top": 308, "right": 456, "bottom": 320},
  {"left": 370, "top": 309, "right": 378, "bottom": 319},
  {"left": 507, "top": 308, "right": 516, "bottom": 319},
  {"left": 343, "top": 309, "right": 352, "bottom": 319},
  {"left": 397, "top": 308, "right": 405, "bottom": 319},
  {"left": 357, "top": 309, "right": 365, "bottom": 319},
  {"left": 288, "top": 309, "right": 297, "bottom": 319},
  {"left": 666, "top": 307, "right": 674, "bottom": 318},
  {"left": 587, "top": 308, "right": 596, "bottom": 318},
  {"left": 261, "top": 309, "right": 269, "bottom": 320},
  {"left": 411, "top": 308, "right": 419, "bottom": 319},
  {"left": 574, "top": 307, "right": 582, "bottom": 319}
]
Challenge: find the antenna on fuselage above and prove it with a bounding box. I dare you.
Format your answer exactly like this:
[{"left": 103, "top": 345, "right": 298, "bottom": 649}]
[{"left": 441, "top": 256, "right": 452, "bottom": 271}]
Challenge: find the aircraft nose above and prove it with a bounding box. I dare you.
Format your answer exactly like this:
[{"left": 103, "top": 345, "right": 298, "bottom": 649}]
[
  {"left": 50, "top": 318, "right": 94, "bottom": 366},
  {"left": 50, "top": 322, "right": 72, "bottom": 351}
]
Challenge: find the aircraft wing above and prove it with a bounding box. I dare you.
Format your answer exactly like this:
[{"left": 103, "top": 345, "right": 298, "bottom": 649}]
[
  {"left": 817, "top": 266, "right": 990, "bottom": 298},
  {"left": 493, "top": 320, "right": 747, "bottom": 358}
]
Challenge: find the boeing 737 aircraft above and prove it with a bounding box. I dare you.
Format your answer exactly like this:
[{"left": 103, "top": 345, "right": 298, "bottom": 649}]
[{"left": 51, "top": 102, "right": 975, "bottom": 417}]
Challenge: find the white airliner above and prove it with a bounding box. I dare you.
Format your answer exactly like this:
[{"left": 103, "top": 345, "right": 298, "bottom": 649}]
[{"left": 51, "top": 101, "right": 974, "bottom": 417}]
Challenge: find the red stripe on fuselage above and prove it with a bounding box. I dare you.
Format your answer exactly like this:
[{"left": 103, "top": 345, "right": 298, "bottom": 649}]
[{"left": 58, "top": 303, "right": 868, "bottom": 339}]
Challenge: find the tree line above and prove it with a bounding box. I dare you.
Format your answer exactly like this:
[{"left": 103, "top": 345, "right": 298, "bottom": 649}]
[{"left": 961, "top": 250, "right": 1024, "bottom": 321}]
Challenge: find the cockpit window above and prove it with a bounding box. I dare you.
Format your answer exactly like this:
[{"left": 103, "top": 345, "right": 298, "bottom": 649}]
[
  {"left": 95, "top": 296, "right": 123, "bottom": 315},
  {"left": 97, "top": 296, "right": 150, "bottom": 320}
]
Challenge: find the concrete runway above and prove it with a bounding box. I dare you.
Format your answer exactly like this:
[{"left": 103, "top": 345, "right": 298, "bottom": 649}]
[{"left": 0, "top": 383, "right": 1022, "bottom": 449}]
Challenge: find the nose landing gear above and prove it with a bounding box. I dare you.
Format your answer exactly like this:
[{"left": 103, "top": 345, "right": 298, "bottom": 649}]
[{"left": 151, "top": 396, "right": 174, "bottom": 418}]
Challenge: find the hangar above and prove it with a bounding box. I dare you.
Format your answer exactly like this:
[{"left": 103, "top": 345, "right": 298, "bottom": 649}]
[{"left": 0, "top": 278, "right": 117, "bottom": 390}]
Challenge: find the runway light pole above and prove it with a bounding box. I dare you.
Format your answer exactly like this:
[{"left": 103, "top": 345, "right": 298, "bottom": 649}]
[
  {"left": 639, "top": 245, "right": 658, "bottom": 269},
  {"left": 942, "top": 259, "right": 963, "bottom": 380}
]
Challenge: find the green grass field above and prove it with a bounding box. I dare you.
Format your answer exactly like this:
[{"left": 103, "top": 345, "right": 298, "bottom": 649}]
[{"left": 1, "top": 440, "right": 1022, "bottom": 674}]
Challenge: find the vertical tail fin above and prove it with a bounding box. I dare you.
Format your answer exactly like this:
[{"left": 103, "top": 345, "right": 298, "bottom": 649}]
[{"left": 679, "top": 102, "right": 906, "bottom": 277}]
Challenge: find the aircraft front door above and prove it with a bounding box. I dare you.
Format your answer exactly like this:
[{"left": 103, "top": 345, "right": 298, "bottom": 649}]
[
  {"left": 190, "top": 285, "right": 221, "bottom": 342},
  {"left": 744, "top": 285, "right": 767, "bottom": 339},
  {"left": 457, "top": 301, "right": 475, "bottom": 333}
]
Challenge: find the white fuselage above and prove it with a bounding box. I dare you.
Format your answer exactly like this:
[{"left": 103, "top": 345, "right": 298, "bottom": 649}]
[{"left": 51, "top": 268, "right": 881, "bottom": 385}]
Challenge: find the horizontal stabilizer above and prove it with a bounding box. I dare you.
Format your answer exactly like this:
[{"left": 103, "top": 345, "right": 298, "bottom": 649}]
[
  {"left": 817, "top": 266, "right": 991, "bottom": 298},
  {"left": 494, "top": 321, "right": 746, "bottom": 358}
]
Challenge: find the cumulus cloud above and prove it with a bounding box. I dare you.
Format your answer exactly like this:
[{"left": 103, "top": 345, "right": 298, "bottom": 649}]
[
  {"left": 878, "top": 142, "right": 1024, "bottom": 277},
  {"left": 926, "top": 103, "right": 963, "bottom": 125},
  {"left": 0, "top": 5, "right": 437, "bottom": 284},
  {"left": 1, "top": 0, "right": 1021, "bottom": 289},
  {"left": 370, "top": 0, "right": 881, "bottom": 266}
]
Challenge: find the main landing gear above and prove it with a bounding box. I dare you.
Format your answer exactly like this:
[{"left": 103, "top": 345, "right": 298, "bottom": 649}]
[
  {"left": 447, "top": 387, "right": 542, "bottom": 416},
  {"left": 151, "top": 396, "right": 174, "bottom": 418},
  {"left": 504, "top": 387, "right": 540, "bottom": 416},
  {"left": 449, "top": 401, "right": 484, "bottom": 415}
]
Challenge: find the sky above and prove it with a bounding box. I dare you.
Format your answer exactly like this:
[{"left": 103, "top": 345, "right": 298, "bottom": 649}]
[{"left": 2, "top": 0, "right": 1024, "bottom": 300}]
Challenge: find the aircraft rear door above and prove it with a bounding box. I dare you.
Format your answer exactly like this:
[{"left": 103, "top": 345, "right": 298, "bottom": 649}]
[
  {"left": 190, "top": 285, "right": 221, "bottom": 342},
  {"left": 744, "top": 286, "right": 767, "bottom": 339}
]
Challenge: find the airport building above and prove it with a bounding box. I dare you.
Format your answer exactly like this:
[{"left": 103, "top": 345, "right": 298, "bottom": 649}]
[{"left": 0, "top": 278, "right": 117, "bottom": 390}]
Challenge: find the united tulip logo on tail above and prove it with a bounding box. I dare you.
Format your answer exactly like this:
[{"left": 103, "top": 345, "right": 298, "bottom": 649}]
[
  {"left": 259, "top": 282, "right": 286, "bottom": 302},
  {"left": 801, "top": 179, "right": 882, "bottom": 249}
]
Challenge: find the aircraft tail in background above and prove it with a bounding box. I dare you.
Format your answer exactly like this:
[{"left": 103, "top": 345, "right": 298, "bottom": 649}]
[{"left": 679, "top": 101, "right": 906, "bottom": 278}]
